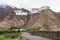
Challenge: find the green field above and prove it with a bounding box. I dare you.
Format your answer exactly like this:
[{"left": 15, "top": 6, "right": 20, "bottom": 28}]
[
  {"left": 0, "top": 37, "right": 13, "bottom": 40},
  {"left": 22, "top": 37, "right": 27, "bottom": 40},
  {"left": 0, "top": 29, "right": 21, "bottom": 40},
  {"left": 0, "top": 29, "right": 27, "bottom": 40}
]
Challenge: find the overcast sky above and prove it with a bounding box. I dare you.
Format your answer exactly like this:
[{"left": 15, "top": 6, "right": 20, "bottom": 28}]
[{"left": 0, "top": 0, "right": 60, "bottom": 12}]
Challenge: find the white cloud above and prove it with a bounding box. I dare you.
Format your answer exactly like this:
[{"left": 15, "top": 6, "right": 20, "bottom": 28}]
[{"left": 0, "top": 0, "right": 60, "bottom": 12}]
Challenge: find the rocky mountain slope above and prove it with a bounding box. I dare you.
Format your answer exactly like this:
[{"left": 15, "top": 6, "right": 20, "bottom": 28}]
[
  {"left": 0, "top": 5, "right": 60, "bottom": 31},
  {"left": 26, "top": 9, "right": 60, "bottom": 31},
  {"left": 0, "top": 5, "right": 30, "bottom": 29}
]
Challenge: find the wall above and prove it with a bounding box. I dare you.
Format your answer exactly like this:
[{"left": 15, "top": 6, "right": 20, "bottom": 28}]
[{"left": 31, "top": 31, "right": 60, "bottom": 40}]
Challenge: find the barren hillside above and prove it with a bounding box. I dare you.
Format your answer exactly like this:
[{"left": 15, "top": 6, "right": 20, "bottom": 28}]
[{"left": 0, "top": 6, "right": 60, "bottom": 31}]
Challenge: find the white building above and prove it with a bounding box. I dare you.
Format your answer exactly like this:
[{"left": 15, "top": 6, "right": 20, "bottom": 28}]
[{"left": 14, "top": 8, "right": 30, "bottom": 15}]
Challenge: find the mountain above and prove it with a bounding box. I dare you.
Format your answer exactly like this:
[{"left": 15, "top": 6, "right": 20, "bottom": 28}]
[
  {"left": 20, "top": 8, "right": 30, "bottom": 13},
  {"left": 0, "top": 5, "right": 30, "bottom": 15},
  {"left": 0, "top": 5, "right": 15, "bottom": 22},
  {"left": 0, "top": 6, "right": 60, "bottom": 31},
  {"left": 0, "top": 5, "right": 30, "bottom": 29},
  {"left": 26, "top": 9, "right": 60, "bottom": 31},
  {"left": 24, "top": 6, "right": 60, "bottom": 31},
  {"left": 0, "top": 5, "right": 14, "bottom": 15}
]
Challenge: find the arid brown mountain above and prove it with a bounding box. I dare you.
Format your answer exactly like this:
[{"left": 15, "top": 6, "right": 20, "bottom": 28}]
[
  {"left": 26, "top": 9, "right": 60, "bottom": 31},
  {"left": 0, "top": 6, "right": 60, "bottom": 31},
  {"left": 0, "top": 5, "right": 30, "bottom": 29}
]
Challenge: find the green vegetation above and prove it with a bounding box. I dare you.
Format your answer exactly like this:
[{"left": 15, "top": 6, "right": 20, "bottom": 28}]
[
  {"left": 0, "top": 29, "right": 27, "bottom": 40},
  {"left": 0, "top": 37, "right": 13, "bottom": 40},
  {"left": 4, "top": 33, "right": 20, "bottom": 39},
  {"left": 27, "top": 26, "right": 42, "bottom": 32},
  {"left": 0, "top": 29, "right": 21, "bottom": 40},
  {"left": 9, "top": 26, "right": 20, "bottom": 29},
  {"left": 21, "top": 37, "right": 27, "bottom": 40},
  {"left": 0, "top": 29, "right": 21, "bottom": 35}
]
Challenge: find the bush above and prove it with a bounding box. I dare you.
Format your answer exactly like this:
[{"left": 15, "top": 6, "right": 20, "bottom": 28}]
[
  {"left": 0, "top": 29, "right": 21, "bottom": 35},
  {"left": 34, "top": 26, "right": 42, "bottom": 30},
  {"left": 4, "top": 33, "right": 19, "bottom": 39},
  {"left": 9, "top": 26, "right": 20, "bottom": 29},
  {"left": 27, "top": 26, "right": 42, "bottom": 32}
]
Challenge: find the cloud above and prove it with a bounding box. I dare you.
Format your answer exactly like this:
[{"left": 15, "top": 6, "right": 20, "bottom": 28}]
[{"left": 0, "top": 0, "right": 60, "bottom": 12}]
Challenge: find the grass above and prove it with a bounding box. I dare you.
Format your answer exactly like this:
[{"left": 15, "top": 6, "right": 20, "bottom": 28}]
[
  {"left": 27, "top": 26, "right": 42, "bottom": 32},
  {"left": 21, "top": 37, "right": 27, "bottom": 40},
  {"left": 0, "top": 29, "right": 21, "bottom": 35},
  {"left": 0, "top": 37, "right": 13, "bottom": 40},
  {"left": 0, "top": 29, "right": 27, "bottom": 40},
  {"left": 4, "top": 33, "right": 20, "bottom": 39},
  {"left": 0, "top": 29, "right": 21, "bottom": 40}
]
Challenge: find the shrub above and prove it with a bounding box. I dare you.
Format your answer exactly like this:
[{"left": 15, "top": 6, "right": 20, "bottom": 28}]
[
  {"left": 4, "top": 33, "right": 19, "bottom": 39},
  {"left": 27, "top": 26, "right": 42, "bottom": 32},
  {"left": 0, "top": 29, "right": 21, "bottom": 35},
  {"left": 9, "top": 26, "right": 19, "bottom": 29}
]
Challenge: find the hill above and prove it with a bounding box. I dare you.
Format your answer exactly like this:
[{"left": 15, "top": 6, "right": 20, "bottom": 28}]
[{"left": 0, "top": 6, "right": 60, "bottom": 31}]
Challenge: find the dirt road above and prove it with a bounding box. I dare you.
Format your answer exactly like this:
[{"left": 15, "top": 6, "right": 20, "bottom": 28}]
[{"left": 22, "top": 32, "right": 50, "bottom": 40}]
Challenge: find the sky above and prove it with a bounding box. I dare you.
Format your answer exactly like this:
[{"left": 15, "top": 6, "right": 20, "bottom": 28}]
[{"left": 0, "top": 0, "right": 60, "bottom": 12}]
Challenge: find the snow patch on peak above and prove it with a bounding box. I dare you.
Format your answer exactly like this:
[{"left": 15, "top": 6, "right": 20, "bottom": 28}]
[
  {"left": 39, "top": 6, "right": 50, "bottom": 10},
  {"left": 30, "top": 6, "right": 50, "bottom": 13}
]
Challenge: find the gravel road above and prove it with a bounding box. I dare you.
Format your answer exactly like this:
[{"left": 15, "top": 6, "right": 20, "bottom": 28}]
[{"left": 22, "top": 32, "right": 50, "bottom": 40}]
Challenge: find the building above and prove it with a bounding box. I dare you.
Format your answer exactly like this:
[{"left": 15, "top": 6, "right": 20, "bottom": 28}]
[{"left": 14, "top": 8, "right": 30, "bottom": 15}]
